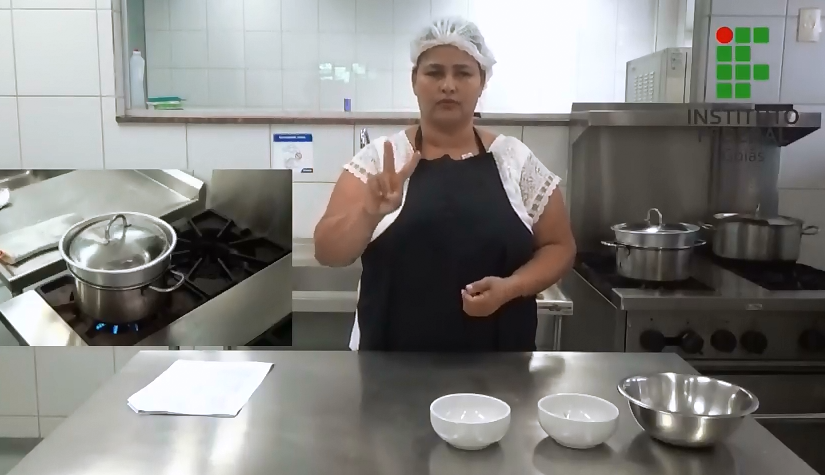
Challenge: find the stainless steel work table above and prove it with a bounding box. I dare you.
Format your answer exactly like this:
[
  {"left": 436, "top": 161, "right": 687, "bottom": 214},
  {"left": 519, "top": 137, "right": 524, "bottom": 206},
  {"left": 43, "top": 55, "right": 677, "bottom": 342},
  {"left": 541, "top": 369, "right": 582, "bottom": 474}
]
[{"left": 8, "top": 351, "right": 817, "bottom": 475}]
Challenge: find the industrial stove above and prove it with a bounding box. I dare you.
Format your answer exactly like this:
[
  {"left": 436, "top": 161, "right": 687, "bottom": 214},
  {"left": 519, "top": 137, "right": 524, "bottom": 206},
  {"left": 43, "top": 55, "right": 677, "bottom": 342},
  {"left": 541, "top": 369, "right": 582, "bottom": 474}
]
[
  {"left": 0, "top": 209, "right": 292, "bottom": 347},
  {"left": 561, "top": 103, "right": 825, "bottom": 473}
]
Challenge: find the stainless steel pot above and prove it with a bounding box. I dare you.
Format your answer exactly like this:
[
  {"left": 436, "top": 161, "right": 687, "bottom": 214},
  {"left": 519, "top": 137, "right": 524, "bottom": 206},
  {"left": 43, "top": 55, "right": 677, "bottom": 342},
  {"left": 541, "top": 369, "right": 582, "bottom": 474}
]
[
  {"left": 612, "top": 208, "right": 701, "bottom": 249},
  {"left": 602, "top": 241, "right": 705, "bottom": 282},
  {"left": 74, "top": 270, "right": 186, "bottom": 324},
  {"left": 704, "top": 211, "right": 819, "bottom": 262},
  {"left": 59, "top": 212, "right": 185, "bottom": 323}
]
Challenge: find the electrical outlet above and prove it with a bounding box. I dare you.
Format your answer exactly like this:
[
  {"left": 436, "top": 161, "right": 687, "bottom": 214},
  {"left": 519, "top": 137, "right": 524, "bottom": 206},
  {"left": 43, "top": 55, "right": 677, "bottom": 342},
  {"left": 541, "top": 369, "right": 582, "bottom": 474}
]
[{"left": 798, "top": 8, "right": 822, "bottom": 43}]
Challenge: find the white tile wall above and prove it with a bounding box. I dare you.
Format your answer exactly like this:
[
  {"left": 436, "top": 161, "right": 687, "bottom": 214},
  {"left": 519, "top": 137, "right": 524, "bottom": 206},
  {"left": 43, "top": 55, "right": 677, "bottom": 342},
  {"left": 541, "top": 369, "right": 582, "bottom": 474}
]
[
  {"left": 0, "top": 347, "right": 177, "bottom": 438},
  {"left": 701, "top": 0, "right": 825, "bottom": 266},
  {"left": 138, "top": 0, "right": 662, "bottom": 112}
]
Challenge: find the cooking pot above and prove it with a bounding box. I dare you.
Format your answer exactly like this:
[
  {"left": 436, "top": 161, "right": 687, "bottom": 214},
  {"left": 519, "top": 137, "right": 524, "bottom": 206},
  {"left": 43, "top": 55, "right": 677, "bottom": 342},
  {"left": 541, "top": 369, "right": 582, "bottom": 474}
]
[
  {"left": 58, "top": 212, "right": 185, "bottom": 324},
  {"left": 612, "top": 208, "right": 701, "bottom": 249},
  {"left": 601, "top": 241, "right": 706, "bottom": 282},
  {"left": 703, "top": 211, "right": 819, "bottom": 262}
]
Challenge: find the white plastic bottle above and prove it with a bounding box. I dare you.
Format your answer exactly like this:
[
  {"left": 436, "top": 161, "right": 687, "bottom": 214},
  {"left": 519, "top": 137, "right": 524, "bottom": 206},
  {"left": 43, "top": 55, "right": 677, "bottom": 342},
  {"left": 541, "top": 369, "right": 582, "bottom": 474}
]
[{"left": 129, "top": 49, "right": 147, "bottom": 109}]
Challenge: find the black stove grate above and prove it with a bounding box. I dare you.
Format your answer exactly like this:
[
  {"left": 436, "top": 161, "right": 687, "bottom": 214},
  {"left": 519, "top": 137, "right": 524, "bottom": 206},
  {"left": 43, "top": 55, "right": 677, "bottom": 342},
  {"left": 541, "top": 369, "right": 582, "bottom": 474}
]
[
  {"left": 576, "top": 252, "right": 715, "bottom": 292},
  {"left": 35, "top": 209, "right": 289, "bottom": 345},
  {"left": 170, "top": 210, "right": 288, "bottom": 298},
  {"left": 709, "top": 256, "right": 825, "bottom": 291}
]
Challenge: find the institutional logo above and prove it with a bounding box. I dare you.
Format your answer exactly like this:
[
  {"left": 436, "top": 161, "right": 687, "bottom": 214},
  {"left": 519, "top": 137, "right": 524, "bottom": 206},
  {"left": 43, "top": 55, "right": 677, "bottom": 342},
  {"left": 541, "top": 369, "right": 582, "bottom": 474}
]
[{"left": 715, "top": 26, "right": 770, "bottom": 99}]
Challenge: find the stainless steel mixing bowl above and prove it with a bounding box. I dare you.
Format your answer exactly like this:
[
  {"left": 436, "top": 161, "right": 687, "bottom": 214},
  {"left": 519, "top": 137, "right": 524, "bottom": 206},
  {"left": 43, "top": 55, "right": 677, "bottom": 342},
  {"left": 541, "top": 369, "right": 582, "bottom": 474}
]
[{"left": 618, "top": 372, "right": 759, "bottom": 448}]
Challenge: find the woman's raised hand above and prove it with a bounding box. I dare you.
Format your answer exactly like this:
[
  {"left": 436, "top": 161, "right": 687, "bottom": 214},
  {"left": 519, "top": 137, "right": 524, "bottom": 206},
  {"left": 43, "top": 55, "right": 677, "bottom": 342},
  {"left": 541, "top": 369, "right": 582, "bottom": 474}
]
[{"left": 364, "top": 141, "right": 421, "bottom": 216}]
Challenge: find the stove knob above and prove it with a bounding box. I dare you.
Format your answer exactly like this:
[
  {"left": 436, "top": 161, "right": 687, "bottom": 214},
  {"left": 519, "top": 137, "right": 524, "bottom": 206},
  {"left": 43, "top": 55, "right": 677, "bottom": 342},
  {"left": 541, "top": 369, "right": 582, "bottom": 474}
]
[
  {"left": 679, "top": 330, "right": 704, "bottom": 354},
  {"left": 710, "top": 330, "right": 737, "bottom": 353},
  {"left": 741, "top": 331, "right": 768, "bottom": 354},
  {"left": 640, "top": 330, "right": 666, "bottom": 353},
  {"left": 799, "top": 329, "right": 825, "bottom": 353}
]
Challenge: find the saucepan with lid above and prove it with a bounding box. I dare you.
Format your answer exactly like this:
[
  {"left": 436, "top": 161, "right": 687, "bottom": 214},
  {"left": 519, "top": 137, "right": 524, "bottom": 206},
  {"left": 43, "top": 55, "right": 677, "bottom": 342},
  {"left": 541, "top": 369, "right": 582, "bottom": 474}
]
[
  {"left": 603, "top": 208, "right": 705, "bottom": 282},
  {"left": 611, "top": 208, "right": 701, "bottom": 249},
  {"left": 702, "top": 205, "right": 819, "bottom": 262},
  {"left": 59, "top": 212, "right": 185, "bottom": 324}
]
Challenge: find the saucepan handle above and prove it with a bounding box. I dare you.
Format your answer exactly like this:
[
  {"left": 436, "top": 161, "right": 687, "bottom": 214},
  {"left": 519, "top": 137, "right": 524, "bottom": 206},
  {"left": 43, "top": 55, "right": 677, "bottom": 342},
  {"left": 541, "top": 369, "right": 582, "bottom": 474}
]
[
  {"left": 149, "top": 269, "right": 186, "bottom": 293},
  {"left": 601, "top": 240, "right": 621, "bottom": 248},
  {"left": 802, "top": 225, "right": 820, "bottom": 236}
]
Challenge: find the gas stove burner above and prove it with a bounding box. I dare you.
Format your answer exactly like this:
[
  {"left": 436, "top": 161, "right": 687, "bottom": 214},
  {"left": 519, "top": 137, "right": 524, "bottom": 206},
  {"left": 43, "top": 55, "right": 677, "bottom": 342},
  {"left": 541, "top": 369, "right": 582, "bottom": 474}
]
[
  {"left": 170, "top": 210, "right": 288, "bottom": 298},
  {"left": 711, "top": 257, "right": 825, "bottom": 291},
  {"left": 92, "top": 320, "right": 141, "bottom": 335},
  {"left": 576, "top": 252, "right": 714, "bottom": 292}
]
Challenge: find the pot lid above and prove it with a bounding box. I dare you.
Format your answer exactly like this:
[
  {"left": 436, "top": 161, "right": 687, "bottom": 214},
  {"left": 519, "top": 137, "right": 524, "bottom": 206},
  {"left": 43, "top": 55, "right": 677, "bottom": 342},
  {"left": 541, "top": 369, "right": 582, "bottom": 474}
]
[
  {"left": 715, "top": 213, "right": 798, "bottom": 226},
  {"left": 613, "top": 208, "right": 700, "bottom": 234},
  {"left": 65, "top": 213, "right": 171, "bottom": 271}
]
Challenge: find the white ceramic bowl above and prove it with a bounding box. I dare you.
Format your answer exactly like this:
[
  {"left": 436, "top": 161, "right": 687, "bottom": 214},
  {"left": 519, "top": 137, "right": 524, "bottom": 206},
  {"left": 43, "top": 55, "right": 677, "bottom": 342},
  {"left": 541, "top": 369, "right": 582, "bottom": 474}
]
[
  {"left": 430, "top": 393, "right": 511, "bottom": 450},
  {"left": 538, "top": 393, "right": 619, "bottom": 449}
]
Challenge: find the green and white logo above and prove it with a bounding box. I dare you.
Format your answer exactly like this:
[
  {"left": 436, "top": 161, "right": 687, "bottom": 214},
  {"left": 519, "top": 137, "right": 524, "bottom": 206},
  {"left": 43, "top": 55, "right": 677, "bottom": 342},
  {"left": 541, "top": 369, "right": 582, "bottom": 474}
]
[{"left": 715, "top": 26, "right": 770, "bottom": 99}]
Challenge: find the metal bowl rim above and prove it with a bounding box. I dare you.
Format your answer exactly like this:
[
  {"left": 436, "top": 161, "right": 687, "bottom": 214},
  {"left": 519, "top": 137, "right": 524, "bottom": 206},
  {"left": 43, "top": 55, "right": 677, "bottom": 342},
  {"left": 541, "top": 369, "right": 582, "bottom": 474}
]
[
  {"left": 58, "top": 211, "right": 177, "bottom": 277},
  {"left": 616, "top": 372, "right": 760, "bottom": 418}
]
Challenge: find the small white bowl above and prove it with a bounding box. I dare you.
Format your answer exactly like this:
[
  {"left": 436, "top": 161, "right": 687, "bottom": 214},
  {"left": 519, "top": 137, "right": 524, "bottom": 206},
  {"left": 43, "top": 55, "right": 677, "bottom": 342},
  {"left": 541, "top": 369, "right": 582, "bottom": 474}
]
[
  {"left": 430, "top": 393, "right": 511, "bottom": 450},
  {"left": 538, "top": 393, "right": 619, "bottom": 449}
]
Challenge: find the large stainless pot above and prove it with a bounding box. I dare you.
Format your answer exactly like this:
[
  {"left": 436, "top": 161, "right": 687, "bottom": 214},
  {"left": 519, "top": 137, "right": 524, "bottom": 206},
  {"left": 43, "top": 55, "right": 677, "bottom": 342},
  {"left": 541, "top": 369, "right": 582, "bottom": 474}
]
[
  {"left": 58, "top": 212, "right": 185, "bottom": 324},
  {"left": 612, "top": 208, "right": 701, "bottom": 249},
  {"left": 602, "top": 241, "right": 705, "bottom": 282},
  {"left": 704, "top": 211, "right": 819, "bottom": 262}
]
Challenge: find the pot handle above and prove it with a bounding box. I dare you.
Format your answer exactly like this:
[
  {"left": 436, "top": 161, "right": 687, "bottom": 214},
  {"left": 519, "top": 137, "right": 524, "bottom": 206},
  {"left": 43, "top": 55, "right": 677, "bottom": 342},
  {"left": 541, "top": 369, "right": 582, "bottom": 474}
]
[
  {"left": 803, "top": 225, "right": 820, "bottom": 236},
  {"left": 149, "top": 269, "right": 186, "bottom": 293},
  {"left": 601, "top": 240, "right": 631, "bottom": 257},
  {"left": 700, "top": 222, "right": 715, "bottom": 231},
  {"left": 104, "top": 214, "right": 128, "bottom": 244},
  {"left": 646, "top": 208, "right": 663, "bottom": 228}
]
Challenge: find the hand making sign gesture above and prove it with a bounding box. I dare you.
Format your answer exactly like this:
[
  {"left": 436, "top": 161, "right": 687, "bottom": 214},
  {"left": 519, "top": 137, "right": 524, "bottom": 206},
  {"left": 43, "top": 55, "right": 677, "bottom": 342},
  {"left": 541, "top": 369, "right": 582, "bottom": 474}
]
[{"left": 364, "top": 141, "right": 421, "bottom": 216}]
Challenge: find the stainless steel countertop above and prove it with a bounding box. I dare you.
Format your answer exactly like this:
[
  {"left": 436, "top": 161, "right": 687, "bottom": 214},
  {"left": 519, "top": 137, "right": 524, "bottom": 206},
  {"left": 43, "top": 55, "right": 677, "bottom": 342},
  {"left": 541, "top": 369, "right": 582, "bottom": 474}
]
[
  {"left": 292, "top": 239, "right": 573, "bottom": 315},
  {"left": 7, "top": 351, "right": 816, "bottom": 475},
  {"left": 0, "top": 170, "right": 205, "bottom": 294}
]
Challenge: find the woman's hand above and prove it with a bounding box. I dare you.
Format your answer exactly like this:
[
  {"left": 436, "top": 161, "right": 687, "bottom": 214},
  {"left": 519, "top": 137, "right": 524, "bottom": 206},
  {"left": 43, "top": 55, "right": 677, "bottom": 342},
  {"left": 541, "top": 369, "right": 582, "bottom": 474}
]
[
  {"left": 461, "top": 277, "right": 519, "bottom": 317},
  {"left": 364, "top": 141, "right": 421, "bottom": 217}
]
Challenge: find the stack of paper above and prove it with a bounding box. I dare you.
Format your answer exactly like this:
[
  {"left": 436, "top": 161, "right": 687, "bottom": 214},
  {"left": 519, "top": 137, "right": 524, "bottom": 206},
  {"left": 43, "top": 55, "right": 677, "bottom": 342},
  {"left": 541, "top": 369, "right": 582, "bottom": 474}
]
[{"left": 127, "top": 359, "right": 274, "bottom": 417}]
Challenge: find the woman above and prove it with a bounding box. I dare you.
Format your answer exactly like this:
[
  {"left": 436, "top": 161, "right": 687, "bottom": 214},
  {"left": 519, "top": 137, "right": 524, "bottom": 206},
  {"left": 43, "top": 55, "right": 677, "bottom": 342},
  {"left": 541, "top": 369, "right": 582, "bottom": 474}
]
[{"left": 314, "top": 17, "right": 576, "bottom": 352}]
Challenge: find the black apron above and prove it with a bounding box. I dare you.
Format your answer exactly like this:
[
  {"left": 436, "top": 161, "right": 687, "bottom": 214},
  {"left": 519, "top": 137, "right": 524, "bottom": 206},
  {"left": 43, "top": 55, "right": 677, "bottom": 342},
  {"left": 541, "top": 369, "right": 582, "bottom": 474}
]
[{"left": 357, "top": 128, "right": 537, "bottom": 352}]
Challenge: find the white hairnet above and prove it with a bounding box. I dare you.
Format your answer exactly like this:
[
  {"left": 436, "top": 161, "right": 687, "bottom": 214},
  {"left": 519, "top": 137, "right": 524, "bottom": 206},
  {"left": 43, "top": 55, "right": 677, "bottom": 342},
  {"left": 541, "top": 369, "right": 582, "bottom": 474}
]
[{"left": 410, "top": 17, "right": 496, "bottom": 82}]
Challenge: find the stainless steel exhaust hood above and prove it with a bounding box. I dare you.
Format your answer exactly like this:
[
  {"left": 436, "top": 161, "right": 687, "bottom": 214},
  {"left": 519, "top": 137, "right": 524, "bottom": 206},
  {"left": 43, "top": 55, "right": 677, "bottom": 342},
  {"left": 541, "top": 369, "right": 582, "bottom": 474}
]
[{"left": 569, "top": 103, "right": 822, "bottom": 146}]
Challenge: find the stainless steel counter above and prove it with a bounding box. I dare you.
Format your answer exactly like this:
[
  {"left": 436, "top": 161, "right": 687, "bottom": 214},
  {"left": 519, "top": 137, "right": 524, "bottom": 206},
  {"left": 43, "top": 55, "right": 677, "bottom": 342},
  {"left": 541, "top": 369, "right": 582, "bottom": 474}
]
[
  {"left": 7, "top": 351, "right": 816, "bottom": 475},
  {"left": 0, "top": 170, "right": 205, "bottom": 295}
]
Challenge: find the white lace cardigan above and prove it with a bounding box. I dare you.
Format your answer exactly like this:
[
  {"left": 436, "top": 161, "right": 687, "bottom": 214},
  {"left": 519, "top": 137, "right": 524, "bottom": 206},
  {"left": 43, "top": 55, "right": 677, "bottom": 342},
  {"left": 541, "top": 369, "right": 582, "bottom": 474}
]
[{"left": 343, "top": 130, "right": 562, "bottom": 350}]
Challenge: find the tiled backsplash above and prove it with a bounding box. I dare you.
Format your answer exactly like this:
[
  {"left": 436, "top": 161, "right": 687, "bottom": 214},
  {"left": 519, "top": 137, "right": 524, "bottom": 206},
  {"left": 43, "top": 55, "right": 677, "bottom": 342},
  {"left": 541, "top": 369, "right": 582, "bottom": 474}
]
[{"left": 140, "top": 0, "right": 662, "bottom": 112}]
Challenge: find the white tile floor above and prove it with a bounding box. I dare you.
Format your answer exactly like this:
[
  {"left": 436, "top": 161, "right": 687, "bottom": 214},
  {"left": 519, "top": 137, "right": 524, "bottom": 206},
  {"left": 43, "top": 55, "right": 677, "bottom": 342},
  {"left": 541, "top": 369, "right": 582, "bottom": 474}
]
[{"left": 0, "top": 438, "right": 39, "bottom": 474}]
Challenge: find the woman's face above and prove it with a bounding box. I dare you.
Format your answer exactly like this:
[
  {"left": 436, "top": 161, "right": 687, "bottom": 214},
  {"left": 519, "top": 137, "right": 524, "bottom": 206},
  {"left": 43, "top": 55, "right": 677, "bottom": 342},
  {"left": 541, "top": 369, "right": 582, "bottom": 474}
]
[{"left": 412, "top": 45, "right": 484, "bottom": 128}]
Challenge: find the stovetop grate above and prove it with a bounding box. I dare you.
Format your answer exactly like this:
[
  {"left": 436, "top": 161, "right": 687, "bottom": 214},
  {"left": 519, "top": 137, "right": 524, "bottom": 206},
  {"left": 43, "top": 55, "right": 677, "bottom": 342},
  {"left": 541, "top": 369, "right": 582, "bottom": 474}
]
[
  {"left": 709, "top": 256, "right": 825, "bottom": 291},
  {"left": 576, "top": 252, "right": 715, "bottom": 292}
]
